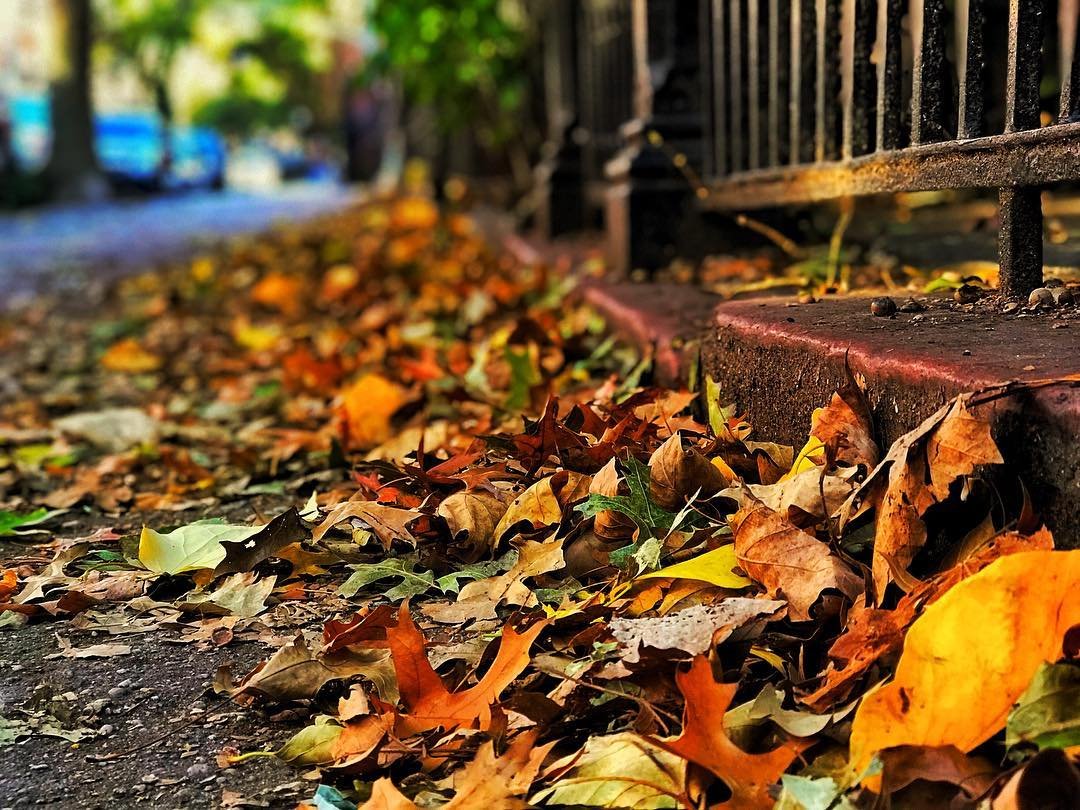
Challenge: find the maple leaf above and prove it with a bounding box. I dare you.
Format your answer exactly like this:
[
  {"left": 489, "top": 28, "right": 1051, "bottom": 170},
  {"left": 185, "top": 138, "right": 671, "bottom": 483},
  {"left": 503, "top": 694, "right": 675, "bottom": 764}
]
[
  {"left": 312, "top": 500, "right": 419, "bottom": 548},
  {"left": 387, "top": 603, "right": 549, "bottom": 736},
  {"left": 651, "top": 656, "right": 808, "bottom": 809}
]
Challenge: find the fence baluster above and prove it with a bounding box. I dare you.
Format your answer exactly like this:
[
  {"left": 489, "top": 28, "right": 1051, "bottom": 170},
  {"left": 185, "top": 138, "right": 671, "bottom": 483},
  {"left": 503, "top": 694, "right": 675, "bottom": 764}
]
[{"left": 956, "top": 0, "right": 986, "bottom": 138}]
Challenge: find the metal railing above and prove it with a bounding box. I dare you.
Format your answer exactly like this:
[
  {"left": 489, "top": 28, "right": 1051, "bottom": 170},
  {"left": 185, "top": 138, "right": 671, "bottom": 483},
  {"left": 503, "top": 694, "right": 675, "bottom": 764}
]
[{"left": 535, "top": 0, "right": 1080, "bottom": 295}]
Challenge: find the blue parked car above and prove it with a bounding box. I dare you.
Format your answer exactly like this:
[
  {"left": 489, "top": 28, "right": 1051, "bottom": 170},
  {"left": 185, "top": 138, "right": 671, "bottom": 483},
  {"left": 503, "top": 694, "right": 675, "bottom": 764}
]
[{"left": 9, "top": 95, "right": 226, "bottom": 191}]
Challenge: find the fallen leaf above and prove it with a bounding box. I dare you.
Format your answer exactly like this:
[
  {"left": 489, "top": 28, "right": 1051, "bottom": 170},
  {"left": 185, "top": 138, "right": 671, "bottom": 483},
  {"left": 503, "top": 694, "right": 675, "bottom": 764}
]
[
  {"left": 649, "top": 433, "right": 726, "bottom": 510},
  {"left": 990, "top": 748, "right": 1080, "bottom": 809},
  {"left": 54, "top": 407, "right": 159, "bottom": 452},
  {"left": 312, "top": 500, "right": 418, "bottom": 548},
  {"left": 493, "top": 476, "right": 563, "bottom": 545},
  {"left": 849, "top": 550, "right": 1080, "bottom": 776},
  {"left": 609, "top": 599, "right": 785, "bottom": 663},
  {"left": 1006, "top": 662, "right": 1080, "bottom": 751},
  {"left": 732, "top": 498, "right": 863, "bottom": 621},
  {"left": 387, "top": 604, "right": 548, "bottom": 735},
  {"left": 635, "top": 544, "right": 752, "bottom": 590},
  {"left": 339, "top": 374, "right": 410, "bottom": 450},
  {"left": 100, "top": 338, "right": 161, "bottom": 373},
  {"left": 532, "top": 732, "right": 686, "bottom": 809},
  {"left": 443, "top": 730, "right": 555, "bottom": 809},
  {"left": 358, "top": 778, "right": 418, "bottom": 810},
  {"left": 437, "top": 490, "right": 507, "bottom": 554},
  {"left": 651, "top": 656, "right": 807, "bottom": 809}
]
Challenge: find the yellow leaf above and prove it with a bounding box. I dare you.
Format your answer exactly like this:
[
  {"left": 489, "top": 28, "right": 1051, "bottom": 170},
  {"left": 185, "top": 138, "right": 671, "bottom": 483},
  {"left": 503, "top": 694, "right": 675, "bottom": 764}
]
[
  {"left": 493, "top": 477, "right": 562, "bottom": 545},
  {"left": 849, "top": 550, "right": 1080, "bottom": 777},
  {"left": 637, "top": 545, "right": 752, "bottom": 590}
]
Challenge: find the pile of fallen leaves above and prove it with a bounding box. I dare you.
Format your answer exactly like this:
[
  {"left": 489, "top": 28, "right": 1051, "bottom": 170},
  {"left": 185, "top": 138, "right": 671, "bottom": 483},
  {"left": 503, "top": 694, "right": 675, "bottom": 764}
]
[{"left": 1, "top": 195, "right": 1078, "bottom": 809}]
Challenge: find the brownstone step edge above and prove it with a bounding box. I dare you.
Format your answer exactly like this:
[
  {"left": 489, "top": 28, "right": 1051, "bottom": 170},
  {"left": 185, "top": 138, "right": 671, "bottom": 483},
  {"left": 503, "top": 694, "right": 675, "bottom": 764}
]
[{"left": 583, "top": 282, "right": 1080, "bottom": 544}]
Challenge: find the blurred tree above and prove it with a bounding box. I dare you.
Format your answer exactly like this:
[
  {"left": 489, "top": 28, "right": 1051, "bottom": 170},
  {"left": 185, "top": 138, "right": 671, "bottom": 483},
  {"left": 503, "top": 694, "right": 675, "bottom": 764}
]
[
  {"left": 193, "top": 0, "right": 335, "bottom": 138},
  {"left": 94, "top": 0, "right": 208, "bottom": 180},
  {"left": 48, "top": 0, "right": 108, "bottom": 201},
  {"left": 364, "top": 0, "right": 537, "bottom": 190}
]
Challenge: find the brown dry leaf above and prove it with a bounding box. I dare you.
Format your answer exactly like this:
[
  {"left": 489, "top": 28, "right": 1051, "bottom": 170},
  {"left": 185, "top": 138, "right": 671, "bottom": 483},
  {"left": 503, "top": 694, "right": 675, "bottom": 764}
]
[
  {"left": 849, "top": 550, "right": 1080, "bottom": 777},
  {"left": 651, "top": 656, "right": 807, "bottom": 809},
  {"left": 312, "top": 500, "right": 418, "bottom": 548},
  {"left": 609, "top": 599, "right": 785, "bottom": 663},
  {"left": 854, "top": 395, "right": 1003, "bottom": 599},
  {"left": 437, "top": 491, "right": 507, "bottom": 554},
  {"left": 492, "top": 476, "right": 562, "bottom": 545},
  {"left": 747, "top": 466, "right": 860, "bottom": 528},
  {"left": 878, "top": 745, "right": 998, "bottom": 801},
  {"left": 732, "top": 498, "right": 863, "bottom": 621},
  {"left": 218, "top": 635, "right": 396, "bottom": 703},
  {"left": 339, "top": 373, "right": 410, "bottom": 450},
  {"left": 589, "top": 458, "right": 635, "bottom": 542},
  {"left": 457, "top": 536, "right": 565, "bottom": 607},
  {"left": 388, "top": 604, "right": 549, "bottom": 736},
  {"left": 649, "top": 433, "right": 726, "bottom": 510},
  {"left": 810, "top": 384, "right": 878, "bottom": 469},
  {"left": 443, "top": 730, "right": 555, "bottom": 809}
]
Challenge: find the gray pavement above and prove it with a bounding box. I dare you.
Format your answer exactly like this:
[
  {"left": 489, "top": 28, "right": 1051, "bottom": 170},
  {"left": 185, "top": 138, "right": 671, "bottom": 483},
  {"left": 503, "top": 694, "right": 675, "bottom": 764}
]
[{"left": 0, "top": 181, "right": 359, "bottom": 302}]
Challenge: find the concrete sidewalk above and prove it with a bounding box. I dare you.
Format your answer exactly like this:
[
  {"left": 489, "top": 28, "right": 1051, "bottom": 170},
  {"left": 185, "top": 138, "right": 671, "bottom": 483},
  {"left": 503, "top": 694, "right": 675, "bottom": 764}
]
[{"left": 0, "top": 181, "right": 359, "bottom": 302}]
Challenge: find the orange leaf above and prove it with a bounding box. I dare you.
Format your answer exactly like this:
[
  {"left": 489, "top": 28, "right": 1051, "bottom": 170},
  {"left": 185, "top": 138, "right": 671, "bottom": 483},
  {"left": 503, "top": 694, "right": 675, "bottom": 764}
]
[
  {"left": 652, "top": 656, "right": 807, "bottom": 809},
  {"left": 100, "top": 338, "right": 161, "bottom": 373},
  {"left": 387, "top": 604, "right": 549, "bottom": 736},
  {"left": 849, "top": 550, "right": 1080, "bottom": 778},
  {"left": 339, "top": 374, "right": 410, "bottom": 450},
  {"left": 0, "top": 569, "right": 18, "bottom": 602}
]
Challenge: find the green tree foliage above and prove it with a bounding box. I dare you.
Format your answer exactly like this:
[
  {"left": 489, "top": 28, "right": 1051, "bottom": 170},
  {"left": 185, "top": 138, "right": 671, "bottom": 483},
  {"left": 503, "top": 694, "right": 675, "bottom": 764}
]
[{"left": 364, "top": 0, "right": 532, "bottom": 148}]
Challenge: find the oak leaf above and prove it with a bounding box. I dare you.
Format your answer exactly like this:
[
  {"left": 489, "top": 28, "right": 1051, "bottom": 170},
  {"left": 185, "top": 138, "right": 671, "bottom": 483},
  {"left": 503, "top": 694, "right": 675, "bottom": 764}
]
[
  {"left": 648, "top": 433, "right": 726, "bottom": 511},
  {"left": 437, "top": 490, "right": 507, "bottom": 554},
  {"left": 312, "top": 500, "right": 418, "bottom": 548},
  {"left": 387, "top": 604, "right": 549, "bottom": 736},
  {"left": 849, "top": 550, "right": 1080, "bottom": 777},
  {"left": 651, "top": 656, "right": 807, "bottom": 809},
  {"left": 443, "top": 731, "right": 555, "bottom": 809}
]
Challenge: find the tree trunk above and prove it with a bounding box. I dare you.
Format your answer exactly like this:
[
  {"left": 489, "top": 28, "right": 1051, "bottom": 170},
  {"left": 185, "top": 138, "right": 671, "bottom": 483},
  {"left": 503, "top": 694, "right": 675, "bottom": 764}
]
[
  {"left": 47, "top": 0, "right": 107, "bottom": 202},
  {"left": 153, "top": 78, "right": 174, "bottom": 187}
]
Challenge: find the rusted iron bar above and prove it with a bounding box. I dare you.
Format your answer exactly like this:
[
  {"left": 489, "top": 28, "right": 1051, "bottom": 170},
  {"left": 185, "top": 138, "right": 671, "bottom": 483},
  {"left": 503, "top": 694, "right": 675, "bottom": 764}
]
[
  {"left": 700, "top": 122, "right": 1080, "bottom": 206},
  {"left": 790, "top": 0, "right": 817, "bottom": 163},
  {"left": 956, "top": 0, "right": 986, "bottom": 139},
  {"left": 910, "top": 0, "right": 949, "bottom": 145},
  {"left": 874, "top": 0, "right": 904, "bottom": 151},
  {"left": 840, "top": 0, "right": 876, "bottom": 157},
  {"left": 999, "top": 187, "right": 1044, "bottom": 297},
  {"left": 1059, "top": 0, "right": 1080, "bottom": 121}
]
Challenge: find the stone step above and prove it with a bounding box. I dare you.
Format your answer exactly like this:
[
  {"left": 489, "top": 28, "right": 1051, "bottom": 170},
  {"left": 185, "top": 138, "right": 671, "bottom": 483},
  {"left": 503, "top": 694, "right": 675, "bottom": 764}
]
[{"left": 584, "top": 282, "right": 1080, "bottom": 543}]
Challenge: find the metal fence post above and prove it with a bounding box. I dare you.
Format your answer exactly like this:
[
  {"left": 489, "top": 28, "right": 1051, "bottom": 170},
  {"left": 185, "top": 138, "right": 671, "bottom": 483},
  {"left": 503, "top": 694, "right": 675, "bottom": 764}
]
[
  {"left": 605, "top": 0, "right": 708, "bottom": 275},
  {"left": 535, "top": 0, "right": 587, "bottom": 238}
]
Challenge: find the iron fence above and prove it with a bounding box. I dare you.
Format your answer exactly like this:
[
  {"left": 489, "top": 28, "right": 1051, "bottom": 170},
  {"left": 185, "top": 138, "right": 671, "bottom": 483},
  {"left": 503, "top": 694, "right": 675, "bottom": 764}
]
[{"left": 536, "top": 0, "right": 1080, "bottom": 296}]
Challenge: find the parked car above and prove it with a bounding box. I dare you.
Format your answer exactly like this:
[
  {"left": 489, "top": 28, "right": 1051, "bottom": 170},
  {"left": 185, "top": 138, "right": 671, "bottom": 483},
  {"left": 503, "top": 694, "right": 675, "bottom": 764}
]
[{"left": 9, "top": 95, "right": 226, "bottom": 192}]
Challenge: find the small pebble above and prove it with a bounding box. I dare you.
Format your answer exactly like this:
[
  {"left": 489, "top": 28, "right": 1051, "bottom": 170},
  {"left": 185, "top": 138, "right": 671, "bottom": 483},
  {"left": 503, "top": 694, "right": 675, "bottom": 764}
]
[
  {"left": 98, "top": 724, "right": 115, "bottom": 736},
  {"left": 954, "top": 284, "right": 982, "bottom": 304},
  {"left": 117, "top": 678, "right": 134, "bottom": 689},
  {"left": 186, "top": 762, "right": 212, "bottom": 780},
  {"left": 1003, "top": 301, "right": 1020, "bottom": 314},
  {"left": 870, "top": 296, "right": 897, "bottom": 317},
  {"left": 962, "top": 349, "right": 972, "bottom": 356},
  {"left": 107, "top": 687, "right": 125, "bottom": 698},
  {"left": 141, "top": 774, "right": 158, "bottom": 784},
  {"left": 1045, "top": 278, "right": 1065, "bottom": 288},
  {"left": 1028, "top": 287, "right": 1055, "bottom": 307},
  {"left": 1051, "top": 287, "right": 1074, "bottom": 306}
]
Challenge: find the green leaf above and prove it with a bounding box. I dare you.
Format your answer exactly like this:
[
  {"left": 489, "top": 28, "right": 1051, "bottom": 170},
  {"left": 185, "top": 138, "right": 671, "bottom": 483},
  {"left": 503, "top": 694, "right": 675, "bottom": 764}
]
[
  {"left": 338, "top": 556, "right": 435, "bottom": 601},
  {"left": 776, "top": 775, "right": 843, "bottom": 810},
  {"left": 0, "top": 508, "right": 64, "bottom": 537},
  {"left": 1007, "top": 662, "right": 1080, "bottom": 750},
  {"left": 434, "top": 550, "right": 517, "bottom": 594},
  {"left": 276, "top": 716, "right": 344, "bottom": 766},
  {"left": 577, "top": 458, "right": 678, "bottom": 537},
  {"left": 138, "top": 509, "right": 306, "bottom": 576}
]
